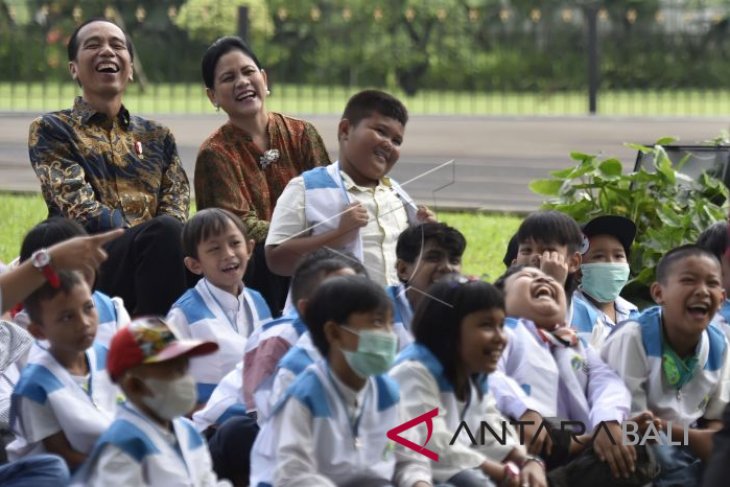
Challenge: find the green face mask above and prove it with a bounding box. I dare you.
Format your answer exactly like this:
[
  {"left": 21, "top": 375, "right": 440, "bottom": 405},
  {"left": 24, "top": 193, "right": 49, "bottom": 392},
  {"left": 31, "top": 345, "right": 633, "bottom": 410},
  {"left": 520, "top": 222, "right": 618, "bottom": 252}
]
[
  {"left": 580, "top": 262, "right": 630, "bottom": 303},
  {"left": 341, "top": 326, "right": 398, "bottom": 378}
]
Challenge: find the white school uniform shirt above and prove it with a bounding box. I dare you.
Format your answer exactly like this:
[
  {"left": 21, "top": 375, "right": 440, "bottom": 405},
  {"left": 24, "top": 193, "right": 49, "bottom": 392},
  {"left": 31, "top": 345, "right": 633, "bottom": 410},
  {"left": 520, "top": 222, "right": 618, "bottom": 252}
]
[
  {"left": 387, "top": 284, "right": 415, "bottom": 350},
  {"left": 192, "top": 362, "right": 247, "bottom": 432},
  {"left": 250, "top": 360, "right": 430, "bottom": 487},
  {"left": 266, "top": 332, "right": 323, "bottom": 421},
  {"left": 266, "top": 161, "right": 419, "bottom": 287},
  {"left": 7, "top": 343, "right": 118, "bottom": 460},
  {"left": 76, "top": 402, "right": 230, "bottom": 487},
  {"left": 489, "top": 317, "right": 630, "bottom": 431},
  {"left": 601, "top": 306, "right": 730, "bottom": 427},
  {"left": 390, "top": 343, "right": 520, "bottom": 483},
  {"left": 242, "top": 312, "right": 307, "bottom": 414},
  {"left": 166, "top": 278, "right": 272, "bottom": 403},
  {"left": 570, "top": 290, "right": 639, "bottom": 349},
  {"left": 710, "top": 299, "right": 730, "bottom": 340}
]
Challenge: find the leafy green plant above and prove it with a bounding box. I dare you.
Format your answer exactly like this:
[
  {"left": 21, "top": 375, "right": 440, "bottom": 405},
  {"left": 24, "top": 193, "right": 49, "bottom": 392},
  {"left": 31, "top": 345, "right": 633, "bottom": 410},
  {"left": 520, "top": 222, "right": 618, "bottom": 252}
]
[{"left": 529, "top": 138, "right": 729, "bottom": 302}]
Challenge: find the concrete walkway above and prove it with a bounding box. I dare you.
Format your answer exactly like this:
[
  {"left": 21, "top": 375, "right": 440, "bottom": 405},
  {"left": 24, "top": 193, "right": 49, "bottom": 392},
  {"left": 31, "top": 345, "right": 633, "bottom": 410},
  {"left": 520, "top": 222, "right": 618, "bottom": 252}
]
[{"left": 1, "top": 112, "right": 727, "bottom": 212}]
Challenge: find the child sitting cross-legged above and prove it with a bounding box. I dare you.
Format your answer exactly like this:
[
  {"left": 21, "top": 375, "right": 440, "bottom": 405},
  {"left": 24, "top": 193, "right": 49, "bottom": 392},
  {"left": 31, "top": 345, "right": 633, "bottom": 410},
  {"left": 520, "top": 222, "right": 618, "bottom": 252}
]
[
  {"left": 8, "top": 270, "right": 119, "bottom": 470},
  {"left": 74, "top": 316, "right": 230, "bottom": 486},
  {"left": 512, "top": 211, "right": 583, "bottom": 309},
  {"left": 265, "top": 89, "right": 435, "bottom": 288},
  {"left": 242, "top": 248, "right": 367, "bottom": 422},
  {"left": 250, "top": 275, "right": 432, "bottom": 487},
  {"left": 490, "top": 266, "right": 658, "bottom": 487},
  {"left": 571, "top": 215, "right": 639, "bottom": 348},
  {"left": 15, "top": 217, "right": 131, "bottom": 347},
  {"left": 390, "top": 223, "right": 465, "bottom": 349},
  {"left": 602, "top": 245, "right": 730, "bottom": 487},
  {"left": 390, "top": 275, "right": 548, "bottom": 487},
  {"left": 166, "top": 208, "right": 272, "bottom": 407}
]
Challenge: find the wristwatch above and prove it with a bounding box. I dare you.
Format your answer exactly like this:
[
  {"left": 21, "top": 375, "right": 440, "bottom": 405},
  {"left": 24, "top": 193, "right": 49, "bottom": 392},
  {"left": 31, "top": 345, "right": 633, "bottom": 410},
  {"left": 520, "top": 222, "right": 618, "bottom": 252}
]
[
  {"left": 501, "top": 461, "right": 520, "bottom": 486},
  {"left": 31, "top": 248, "right": 60, "bottom": 288}
]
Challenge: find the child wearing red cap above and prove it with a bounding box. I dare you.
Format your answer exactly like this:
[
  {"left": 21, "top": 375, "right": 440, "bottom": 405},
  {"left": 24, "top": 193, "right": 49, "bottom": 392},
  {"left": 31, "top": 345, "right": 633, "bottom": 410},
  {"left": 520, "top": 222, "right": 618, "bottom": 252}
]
[{"left": 75, "top": 317, "right": 230, "bottom": 486}]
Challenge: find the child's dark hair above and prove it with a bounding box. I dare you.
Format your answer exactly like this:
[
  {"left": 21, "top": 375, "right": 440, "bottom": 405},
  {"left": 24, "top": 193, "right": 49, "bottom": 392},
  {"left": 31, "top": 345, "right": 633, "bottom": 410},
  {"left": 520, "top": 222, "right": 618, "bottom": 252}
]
[
  {"left": 24, "top": 270, "right": 87, "bottom": 325},
  {"left": 493, "top": 264, "right": 528, "bottom": 292},
  {"left": 304, "top": 275, "right": 392, "bottom": 357},
  {"left": 182, "top": 208, "right": 248, "bottom": 259},
  {"left": 502, "top": 234, "right": 519, "bottom": 268},
  {"left": 201, "top": 36, "right": 262, "bottom": 89},
  {"left": 411, "top": 276, "right": 505, "bottom": 389},
  {"left": 396, "top": 223, "right": 466, "bottom": 263},
  {"left": 291, "top": 249, "right": 368, "bottom": 303},
  {"left": 516, "top": 210, "right": 583, "bottom": 253},
  {"left": 68, "top": 18, "right": 134, "bottom": 62},
  {"left": 342, "top": 89, "right": 408, "bottom": 128},
  {"left": 20, "top": 217, "right": 87, "bottom": 263},
  {"left": 656, "top": 244, "right": 720, "bottom": 284},
  {"left": 697, "top": 222, "right": 728, "bottom": 262}
]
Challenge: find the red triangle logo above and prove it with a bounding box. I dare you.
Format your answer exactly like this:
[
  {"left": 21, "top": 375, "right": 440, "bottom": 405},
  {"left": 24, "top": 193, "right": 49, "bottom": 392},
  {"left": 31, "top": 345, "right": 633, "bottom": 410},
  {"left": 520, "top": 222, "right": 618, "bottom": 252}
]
[{"left": 386, "top": 407, "right": 439, "bottom": 462}]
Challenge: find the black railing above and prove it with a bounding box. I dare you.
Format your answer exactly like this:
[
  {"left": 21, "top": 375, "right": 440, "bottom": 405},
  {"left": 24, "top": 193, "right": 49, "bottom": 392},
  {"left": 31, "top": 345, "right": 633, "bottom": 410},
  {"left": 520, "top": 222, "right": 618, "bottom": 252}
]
[{"left": 1, "top": 0, "right": 729, "bottom": 115}]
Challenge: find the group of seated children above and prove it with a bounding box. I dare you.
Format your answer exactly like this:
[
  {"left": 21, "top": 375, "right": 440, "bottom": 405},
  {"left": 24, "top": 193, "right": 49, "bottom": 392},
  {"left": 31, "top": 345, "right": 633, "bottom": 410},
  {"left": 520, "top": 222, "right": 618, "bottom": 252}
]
[{"left": 1, "top": 84, "right": 729, "bottom": 487}]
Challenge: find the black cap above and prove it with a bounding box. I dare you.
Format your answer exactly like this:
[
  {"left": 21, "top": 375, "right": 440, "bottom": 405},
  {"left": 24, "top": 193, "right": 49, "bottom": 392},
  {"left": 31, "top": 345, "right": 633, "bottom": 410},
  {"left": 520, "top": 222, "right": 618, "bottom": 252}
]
[{"left": 581, "top": 215, "right": 637, "bottom": 256}]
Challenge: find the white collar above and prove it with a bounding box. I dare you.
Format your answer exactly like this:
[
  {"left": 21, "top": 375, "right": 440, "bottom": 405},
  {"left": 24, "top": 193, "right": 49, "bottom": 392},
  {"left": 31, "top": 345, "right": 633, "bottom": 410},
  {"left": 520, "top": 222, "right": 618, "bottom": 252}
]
[
  {"left": 328, "top": 365, "right": 369, "bottom": 413},
  {"left": 202, "top": 278, "right": 244, "bottom": 312}
]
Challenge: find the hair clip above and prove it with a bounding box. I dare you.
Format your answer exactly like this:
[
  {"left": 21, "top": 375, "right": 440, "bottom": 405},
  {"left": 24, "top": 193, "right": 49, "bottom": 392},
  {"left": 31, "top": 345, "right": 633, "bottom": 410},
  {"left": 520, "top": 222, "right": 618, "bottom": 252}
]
[{"left": 259, "top": 149, "right": 280, "bottom": 169}]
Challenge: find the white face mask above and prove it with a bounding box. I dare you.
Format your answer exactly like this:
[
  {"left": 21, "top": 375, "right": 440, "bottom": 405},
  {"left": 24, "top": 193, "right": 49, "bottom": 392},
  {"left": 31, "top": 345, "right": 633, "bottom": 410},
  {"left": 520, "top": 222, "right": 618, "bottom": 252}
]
[{"left": 140, "top": 374, "right": 197, "bottom": 420}]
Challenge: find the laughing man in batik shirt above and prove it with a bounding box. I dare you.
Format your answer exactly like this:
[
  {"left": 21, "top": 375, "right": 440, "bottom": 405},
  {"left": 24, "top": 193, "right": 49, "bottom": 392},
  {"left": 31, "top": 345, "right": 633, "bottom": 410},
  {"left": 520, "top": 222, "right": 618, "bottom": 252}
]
[{"left": 28, "top": 18, "right": 190, "bottom": 317}]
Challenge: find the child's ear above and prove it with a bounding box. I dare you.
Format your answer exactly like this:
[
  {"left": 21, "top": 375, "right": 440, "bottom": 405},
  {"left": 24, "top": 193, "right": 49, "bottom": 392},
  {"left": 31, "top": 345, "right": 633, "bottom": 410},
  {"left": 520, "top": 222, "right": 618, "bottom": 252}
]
[
  {"left": 122, "top": 374, "right": 151, "bottom": 398},
  {"left": 337, "top": 119, "right": 351, "bottom": 143},
  {"left": 184, "top": 256, "right": 204, "bottom": 275},
  {"left": 567, "top": 251, "right": 582, "bottom": 273},
  {"left": 246, "top": 239, "right": 255, "bottom": 256},
  {"left": 28, "top": 322, "right": 46, "bottom": 340},
  {"left": 396, "top": 259, "right": 412, "bottom": 283},
  {"left": 295, "top": 298, "right": 309, "bottom": 317},
  {"left": 323, "top": 320, "right": 343, "bottom": 347},
  {"left": 650, "top": 282, "right": 663, "bottom": 305}
]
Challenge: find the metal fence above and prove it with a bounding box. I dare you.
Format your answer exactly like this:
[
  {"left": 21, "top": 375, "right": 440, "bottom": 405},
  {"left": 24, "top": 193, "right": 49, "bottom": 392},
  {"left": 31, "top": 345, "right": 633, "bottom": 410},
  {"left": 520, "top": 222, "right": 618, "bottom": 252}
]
[{"left": 1, "top": 0, "right": 729, "bottom": 116}]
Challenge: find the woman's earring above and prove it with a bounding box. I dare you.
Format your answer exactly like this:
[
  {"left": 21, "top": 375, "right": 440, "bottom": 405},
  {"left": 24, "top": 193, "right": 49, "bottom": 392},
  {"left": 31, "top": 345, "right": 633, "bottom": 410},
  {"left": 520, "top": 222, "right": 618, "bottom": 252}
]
[
  {"left": 215, "top": 103, "right": 220, "bottom": 112},
  {"left": 266, "top": 88, "right": 271, "bottom": 96}
]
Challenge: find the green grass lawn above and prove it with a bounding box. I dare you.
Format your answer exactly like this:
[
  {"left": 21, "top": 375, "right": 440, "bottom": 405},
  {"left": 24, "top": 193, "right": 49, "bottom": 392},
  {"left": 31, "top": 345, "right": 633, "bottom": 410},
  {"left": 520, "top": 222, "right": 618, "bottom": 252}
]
[
  {"left": 2, "top": 82, "right": 730, "bottom": 116},
  {"left": 0, "top": 192, "right": 521, "bottom": 280}
]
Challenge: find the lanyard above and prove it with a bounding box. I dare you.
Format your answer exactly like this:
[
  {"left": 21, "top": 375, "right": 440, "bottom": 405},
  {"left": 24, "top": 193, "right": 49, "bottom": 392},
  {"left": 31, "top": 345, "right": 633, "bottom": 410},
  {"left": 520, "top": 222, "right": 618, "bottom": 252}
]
[
  {"left": 327, "top": 368, "right": 369, "bottom": 449},
  {"left": 204, "top": 280, "right": 241, "bottom": 334}
]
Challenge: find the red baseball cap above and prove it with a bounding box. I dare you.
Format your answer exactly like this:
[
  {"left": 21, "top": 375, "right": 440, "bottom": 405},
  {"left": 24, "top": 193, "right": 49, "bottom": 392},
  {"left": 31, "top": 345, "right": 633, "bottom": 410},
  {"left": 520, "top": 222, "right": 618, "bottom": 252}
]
[{"left": 107, "top": 316, "right": 218, "bottom": 382}]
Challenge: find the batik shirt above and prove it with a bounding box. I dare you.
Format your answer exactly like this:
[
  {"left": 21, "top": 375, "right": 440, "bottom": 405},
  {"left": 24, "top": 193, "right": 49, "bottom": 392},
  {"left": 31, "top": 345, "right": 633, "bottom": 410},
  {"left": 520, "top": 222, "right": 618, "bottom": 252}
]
[
  {"left": 29, "top": 97, "right": 189, "bottom": 233},
  {"left": 194, "top": 113, "right": 330, "bottom": 242}
]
